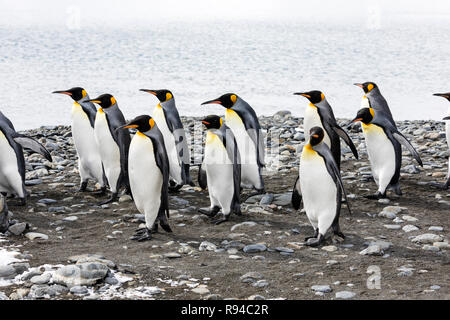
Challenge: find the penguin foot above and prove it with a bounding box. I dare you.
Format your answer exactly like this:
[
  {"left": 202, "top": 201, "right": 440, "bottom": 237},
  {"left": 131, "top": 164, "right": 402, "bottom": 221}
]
[
  {"left": 198, "top": 206, "right": 220, "bottom": 217},
  {"left": 365, "top": 192, "right": 386, "bottom": 200},
  {"left": 429, "top": 182, "right": 449, "bottom": 190},
  {"left": 306, "top": 234, "right": 324, "bottom": 247},
  {"left": 92, "top": 186, "right": 107, "bottom": 196},
  {"left": 234, "top": 209, "right": 242, "bottom": 216},
  {"left": 78, "top": 181, "right": 88, "bottom": 192},
  {"left": 304, "top": 228, "right": 319, "bottom": 242},
  {"left": 98, "top": 193, "right": 118, "bottom": 205},
  {"left": 130, "top": 228, "right": 152, "bottom": 242},
  {"left": 151, "top": 224, "right": 158, "bottom": 233},
  {"left": 17, "top": 198, "right": 26, "bottom": 206},
  {"left": 212, "top": 214, "right": 229, "bottom": 225}
]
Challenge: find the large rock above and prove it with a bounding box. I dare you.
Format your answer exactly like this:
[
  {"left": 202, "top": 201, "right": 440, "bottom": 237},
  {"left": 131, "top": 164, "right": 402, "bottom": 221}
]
[
  {"left": 411, "top": 234, "right": 444, "bottom": 244},
  {"left": 53, "top": 263, "right": 109, "bottom": 288},
  {"left": 68, "top": 254, "right": 116, "bottom": 269}
]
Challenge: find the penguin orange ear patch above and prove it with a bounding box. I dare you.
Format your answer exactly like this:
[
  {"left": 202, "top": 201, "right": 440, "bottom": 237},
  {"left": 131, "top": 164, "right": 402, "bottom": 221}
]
[
  {"left": 110, "top": 97, "right": 117, "bottom": 105},
  {"left": 367, "top": 84, "right": 374, "bottom": 92},
  {"left": 230, "top": 95, "right": 237, "bottom": 104},
  {"left": 219, "top": 118, "right": 223, "bottom": 127},
  {"left": 149, "top": 118, "right": 155, "bottom": 129},
  {"left": 82, "top": 89, "right": 87, "bottom": 98},
  {"left": 320, "top": 93, "right": 325, "bottom": 101},
  {"left": 166, "top": 92, "right": 173, "bottom": 101}
]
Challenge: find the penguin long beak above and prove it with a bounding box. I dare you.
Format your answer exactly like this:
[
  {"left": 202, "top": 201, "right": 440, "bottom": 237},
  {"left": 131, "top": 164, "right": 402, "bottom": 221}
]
[
  {"left": 116, "top": 123, "right": 139, "bottom": 132},
  {"left": 354, "top": 83, "right": 364, "bottom": 88},
  {"left": 52, "top": 90, "right": 72, "bottom": 95},
  {"left": 140, "top": 89, "right": 157, "bottom": 95},
  {"left": 433, "top": 93, "right": 450, "bottom": 99},
  {"left": 201, "top": 99, "right": 222, "bottom": 106},
  {"left": 85, "top": 99, "right": 101, "bottom": 104},
  {"left": 347, "top": 117, "right": 362, "bottom": 127},
  {"left": 293, "top": 92, "right": 311, "bottom": 98}
]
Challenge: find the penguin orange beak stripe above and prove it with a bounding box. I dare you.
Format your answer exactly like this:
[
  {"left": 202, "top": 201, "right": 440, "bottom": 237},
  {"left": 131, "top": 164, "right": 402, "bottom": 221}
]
[
  {"left": 354, "top": 83, "right": 364, "bottom": 88},
  {"left": 123, "top": 124, "right": 139, "bottom": 129},
  {"left": 351, "top": 118, "right": 363, "bottom": 123},
  {"left": 201, "top": 121, "right": 210, "bottom": 125},
  {"left": 312, "top": 134, "right": 319, "bottom": 138}
]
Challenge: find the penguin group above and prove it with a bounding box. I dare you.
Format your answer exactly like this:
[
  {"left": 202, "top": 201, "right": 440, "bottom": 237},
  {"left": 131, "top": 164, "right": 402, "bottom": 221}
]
[{"left": 0, "top": 81, "right": 447, "bottom": 248}]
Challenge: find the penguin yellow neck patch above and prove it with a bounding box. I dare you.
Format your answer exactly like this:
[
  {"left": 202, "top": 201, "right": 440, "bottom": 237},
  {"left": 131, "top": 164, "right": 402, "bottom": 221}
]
[
  {"left": 308, "top": 103, "right": 317, "bottom": 109},
  {"left": 98, "top": 107, "right": 104, "bottom": 114},
  {"left": 136, "top": 131, "right": 147, "bottom": 138},
  {"left": 302, "top": 144, "right": 317, "bottom": 159},
  {"left": 206, "top": 131, "right": 222, "bottom": 146}
]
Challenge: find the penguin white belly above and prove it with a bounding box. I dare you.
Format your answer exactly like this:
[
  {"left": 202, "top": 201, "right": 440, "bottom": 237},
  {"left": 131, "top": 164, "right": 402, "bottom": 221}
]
[
  {"left": 362, "top": 124, "right": 396, "bottom": 193},
  {"left": 128, "top": 132, "right": 162, "bottom": 229},
  {"left": 299, "top": 146, "right": 337, "bottom": 234},
  {"left": 94, "top": 110, "right": 121, "bottom": 192},
  {"left": 71, "top": 104, "right": 104, "bottom": 184},
  {"left": 225, "top": 109, "right": 262, "bottom": 189},
  {"left": 361, "top": 96, "right": 371, "bottom": 109},
  {"left": 152, "top": 105, "right": 183, "bottom": 184},
  {"left": 0, "top": 131, "right": 24, "bottom": 197},
  {"left": 204, "top": 131, "right": 234, "bottom": 214},
  {"left": 304, "top": 105, "right": 331, "bottom": 147}
]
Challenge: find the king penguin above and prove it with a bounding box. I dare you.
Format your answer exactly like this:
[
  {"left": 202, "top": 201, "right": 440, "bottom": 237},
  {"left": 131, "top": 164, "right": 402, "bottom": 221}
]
[
  {"left": 349, "top": 107, "right": 423, "bottom": 199},
  {"left": 52, "top": 87, "right": 106, "bottom": 193},
  {"left": 117, "top": 115, "right": 172, "bottom": 241},
  {"left": 354, "top": 82, "right": 396, "bottom": 127},
  {"left": 293, "top": 90, "right": 359, "bottom": 168},
  {"left": 139, "top": 89, "right": 193, "bottom": 191},
  {"left": 201, "top": 93, "right": 265, "bottom": 194},
  {"left": 0, "top": 194, "right": 9, "bottom": 233},
  {"left": 293, "top": 126, "right": 350, "bottom": 247},
  {"left": 198, "top": 115, "right": 241, "bottom": 224},
  {"left": 0, "top": 111, "right": 52, "bottom": 205},
  {"left": 432, "top": 92, "right": 450, "bottom": 189},
  {"left": 85, "top": 94, "right": 131, "bottom": 204}
]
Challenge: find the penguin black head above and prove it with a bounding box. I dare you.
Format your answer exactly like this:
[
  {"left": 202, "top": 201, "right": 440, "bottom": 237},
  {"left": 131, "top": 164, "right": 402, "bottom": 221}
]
[
  {"left": 118, "top": 115, "right": 155, "bottom": 133},
  {"left": 293, "top": 90, "right": 325, "bottom": 104},
  {"left": 309, "top": 126, "right": 325, "bottom": 146},
  {"left": 140, "top": 89, "right": 173, "bottom": 102},
  {"left": 201, "top": 115, "right": 223, "bottom": 129},
  {"left": 354, "top": 82, "right": 378, "bottom": 94},
  {"left": 350, "top": 107, "right": 374, "bottom": 125},
  {"left": 201, "top": 93, "right": 238, "bottom": 109},
  {"left": 433, "top": 92, "right": 450, "bottom": 102},
  {"left": 52, "top": 87, "right": 87, "bottom": 102},
  {"left": 85, "top": 94, "right": 117, "bottom": 109}
]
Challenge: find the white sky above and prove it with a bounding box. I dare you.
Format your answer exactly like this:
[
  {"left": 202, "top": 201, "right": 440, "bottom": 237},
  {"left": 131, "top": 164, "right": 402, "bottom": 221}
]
[{"left": 1, "top": 0, "right": 450, "bottom": 27}]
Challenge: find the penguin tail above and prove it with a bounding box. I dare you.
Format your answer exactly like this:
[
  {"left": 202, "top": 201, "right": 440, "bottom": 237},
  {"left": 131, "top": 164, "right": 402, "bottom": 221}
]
[{"left": 158, "top": 210, "right": 172, "bottom": 233}]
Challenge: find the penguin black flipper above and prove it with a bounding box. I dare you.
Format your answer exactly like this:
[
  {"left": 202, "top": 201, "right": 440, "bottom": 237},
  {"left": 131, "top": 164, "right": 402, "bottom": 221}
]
[
  {"left": 232, "top": 98, "right": 265, "bottom": 168},
  {"left": 0, "top": 111, "right": 15, "bottom": 131},
  {"left": 376, "top": 118, "right": 423, "bottom": 167},
  {"left": 392, "top": 132, "right": 423, "bottom": 167},
  {"left": 215, "top": 124, "right": 242, "bottom": 214},
  {"left": 79, "top": 101, "right": 97, "bottom": 128},
  {"left": 291, "top": 176, "right": 302, "bottom": 210},
  {"left": 147, "top": 126, "right": 171, "bottom": 231},
  {"left": 105, "top": 109, "right": 132, "bottom": 190},
  {"left": 198, "top": 163, "right": 208, "bottom": 190},
  {"left": 12, "top": 133, "right": 52, "bottom": 162},
  {"left": 332, "top": 124, "right": 359, "bottom": 159},
  {"left": 161, "top": 100, "right": 193, "bottom": 186},
  {"left": 313, "top": 143, "right": 352, "bottom": 215}
]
